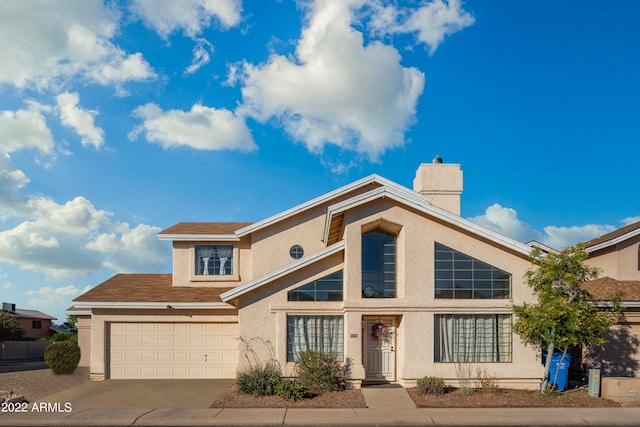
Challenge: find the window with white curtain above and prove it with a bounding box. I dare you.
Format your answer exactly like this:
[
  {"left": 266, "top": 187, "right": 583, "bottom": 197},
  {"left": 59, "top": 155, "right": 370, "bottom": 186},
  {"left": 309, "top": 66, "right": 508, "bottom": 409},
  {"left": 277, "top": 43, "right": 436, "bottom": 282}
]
[
  {"left": 287, "top": 315, "right": 344, "bottom": 362},
  {"left": 195, "top": 245, "right": 233, "bottom": 275},
  {"left": 435, "top": 314, "right": 512, "bottom": 363}
]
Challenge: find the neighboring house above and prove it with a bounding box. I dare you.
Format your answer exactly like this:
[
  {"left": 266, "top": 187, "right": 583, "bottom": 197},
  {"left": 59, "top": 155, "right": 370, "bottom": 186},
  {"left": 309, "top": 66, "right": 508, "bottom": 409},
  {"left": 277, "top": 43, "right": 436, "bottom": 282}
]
[
  {"left": 1, "top": 302, "right": 57, "bottom": 339},
  {"left": 582, "top": 222, "right": 640, "bottom": 377},
  {"left": 69, "top": 159, "right": 544, "bottom": 387}
]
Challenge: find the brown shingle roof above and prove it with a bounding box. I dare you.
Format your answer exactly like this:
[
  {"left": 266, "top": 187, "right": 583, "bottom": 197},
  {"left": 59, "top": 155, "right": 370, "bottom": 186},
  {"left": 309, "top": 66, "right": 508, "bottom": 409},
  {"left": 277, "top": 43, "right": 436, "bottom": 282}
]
[
  {"left": 584, "top": 221, "right": 640, "bottom": 248},
  {"left": 583, "top": 276, "right": 640, "bottom": 302},
  {"left": 74, "top": 274, "right": 233, "bottom": 303},
  {"left": 159, "top": 222, "right": 253, "bottom": 235}
]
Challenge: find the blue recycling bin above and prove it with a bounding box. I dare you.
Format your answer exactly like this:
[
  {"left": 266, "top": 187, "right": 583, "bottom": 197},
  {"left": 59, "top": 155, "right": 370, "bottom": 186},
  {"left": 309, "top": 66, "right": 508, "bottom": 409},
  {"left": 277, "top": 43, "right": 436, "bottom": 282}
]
[{"left": 543, "top": 353, "right": 571, "bottom": 391}]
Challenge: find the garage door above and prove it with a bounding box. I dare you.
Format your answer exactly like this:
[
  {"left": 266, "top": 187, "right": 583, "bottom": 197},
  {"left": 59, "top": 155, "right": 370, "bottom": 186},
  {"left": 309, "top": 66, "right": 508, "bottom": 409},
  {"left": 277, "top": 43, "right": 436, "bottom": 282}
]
[{"left": 109, "top": 323, "right": 237, "bottom": 379}]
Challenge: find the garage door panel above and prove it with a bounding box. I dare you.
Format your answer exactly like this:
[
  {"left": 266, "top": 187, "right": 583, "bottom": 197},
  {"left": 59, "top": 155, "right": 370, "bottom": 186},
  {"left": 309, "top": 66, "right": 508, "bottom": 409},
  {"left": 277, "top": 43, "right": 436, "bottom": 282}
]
[{"left": 109, "top": 322, "right": 237, "bottom": 379}]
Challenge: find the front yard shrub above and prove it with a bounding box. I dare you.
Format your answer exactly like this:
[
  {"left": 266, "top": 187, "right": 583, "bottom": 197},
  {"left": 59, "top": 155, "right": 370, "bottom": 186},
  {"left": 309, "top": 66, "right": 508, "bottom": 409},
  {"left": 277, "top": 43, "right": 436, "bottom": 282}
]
[
  {"left": 236, "top": 360, "right": 282, "bottom": 396},
  {"left": 416, "top": 376, "right": 446, "bottom": 395},
  {"left": 44, "top": 341, "right": 81, "bottom": 374},
  {"left": 274, "top": 379, "right": 307, "bottom": 400},
  {"left": 296, "top": 350, "right": 343, "bottom": 394}
]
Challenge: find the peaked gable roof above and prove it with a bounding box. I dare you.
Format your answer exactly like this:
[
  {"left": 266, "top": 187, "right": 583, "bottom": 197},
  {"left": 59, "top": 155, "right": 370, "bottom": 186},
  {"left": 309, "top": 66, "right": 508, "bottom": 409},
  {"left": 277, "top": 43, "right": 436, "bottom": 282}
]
[
  {"left": 235, "top": 174, "right": 421, "bottom": 238},
  {"left": 584, "top": 221, "right": 640, "bottom": 252}
]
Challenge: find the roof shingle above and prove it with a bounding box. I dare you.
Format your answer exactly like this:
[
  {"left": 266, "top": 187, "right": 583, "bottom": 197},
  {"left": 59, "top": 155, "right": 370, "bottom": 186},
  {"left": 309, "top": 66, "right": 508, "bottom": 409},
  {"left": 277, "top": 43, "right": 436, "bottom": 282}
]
[
  {"left": 159, "top": 222, "right": 253, "bottom": 235},
  {"left": 584, "top": 221, "right": 640, "bottom": 248},
  {"left": 73, "top": 274, "right": 233, "bottom": 303},
  {"left": 583, "top": 276, "right": 640, "bottom": 302}
]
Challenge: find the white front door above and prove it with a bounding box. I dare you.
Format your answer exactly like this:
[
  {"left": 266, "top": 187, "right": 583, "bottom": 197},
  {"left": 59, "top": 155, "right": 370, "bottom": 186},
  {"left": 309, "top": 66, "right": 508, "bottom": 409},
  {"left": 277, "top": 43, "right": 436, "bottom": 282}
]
[{"left": 364, "top": 317, "right": 396, "bottom": 382}]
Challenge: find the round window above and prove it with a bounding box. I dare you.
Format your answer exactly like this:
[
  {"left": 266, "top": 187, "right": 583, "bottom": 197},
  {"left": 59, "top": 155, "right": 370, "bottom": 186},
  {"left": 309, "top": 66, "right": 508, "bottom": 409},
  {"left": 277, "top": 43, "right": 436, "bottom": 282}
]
[{"left": 289, "top": 245, "right": 304, "bottom": 259}]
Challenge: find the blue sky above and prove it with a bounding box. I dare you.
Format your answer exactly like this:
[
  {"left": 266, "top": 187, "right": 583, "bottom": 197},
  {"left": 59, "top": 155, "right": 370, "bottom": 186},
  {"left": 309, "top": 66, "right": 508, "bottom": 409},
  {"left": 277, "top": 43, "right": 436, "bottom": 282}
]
[{"left": 1, "top": 0, "right": 639, "bottom": 323}]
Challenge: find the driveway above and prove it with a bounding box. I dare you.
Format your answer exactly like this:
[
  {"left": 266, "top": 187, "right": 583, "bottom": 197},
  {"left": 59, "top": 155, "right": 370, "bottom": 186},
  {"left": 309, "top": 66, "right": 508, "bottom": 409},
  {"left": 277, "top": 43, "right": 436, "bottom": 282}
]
[{"left": 38, "top": 379, "right": 234, "bottom": 411}]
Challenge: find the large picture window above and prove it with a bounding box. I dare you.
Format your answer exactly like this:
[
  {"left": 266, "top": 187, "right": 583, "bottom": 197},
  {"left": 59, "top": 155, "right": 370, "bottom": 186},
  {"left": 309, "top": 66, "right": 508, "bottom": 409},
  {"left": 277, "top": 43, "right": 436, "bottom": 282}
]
[
  {"left": 362, "top": 228, "right": 396, "bottom": 298},
  {"left": 287, "top": 315, "right": 344, "bottom": 362},
  {"left": 288, "top": 270, "right": 343, "bottom": 301},
  {"left": 435, "top": 243, "right": 511, "bottom": 299},
  {"left": 435, "top": 314, "right": 512, "bottom": 363},
  {"left": 195, "top": 245, "right": 233, "bottom": 275}
]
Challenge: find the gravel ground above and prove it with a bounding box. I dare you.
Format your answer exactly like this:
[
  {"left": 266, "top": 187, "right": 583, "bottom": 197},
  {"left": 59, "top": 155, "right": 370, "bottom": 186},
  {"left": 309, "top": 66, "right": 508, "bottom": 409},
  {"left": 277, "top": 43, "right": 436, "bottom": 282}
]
[{"left": 0, "top": 367, "right": 89, "bottom": 402}]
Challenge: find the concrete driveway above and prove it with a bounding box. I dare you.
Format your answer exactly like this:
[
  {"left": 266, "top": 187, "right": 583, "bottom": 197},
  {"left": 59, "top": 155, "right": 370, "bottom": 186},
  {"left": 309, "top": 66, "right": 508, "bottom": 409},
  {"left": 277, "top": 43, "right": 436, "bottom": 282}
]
[{"left": 38, "top": 379, "right": 234, "bottom": 411}]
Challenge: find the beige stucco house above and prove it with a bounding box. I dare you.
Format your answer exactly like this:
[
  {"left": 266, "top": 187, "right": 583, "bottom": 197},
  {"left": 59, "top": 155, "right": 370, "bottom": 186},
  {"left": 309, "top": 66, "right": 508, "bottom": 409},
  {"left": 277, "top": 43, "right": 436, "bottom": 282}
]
[
  {"left": 582, "top": 221, "right": 640, "bottom": 377},
  {"left": 69, "top": 160, "right": 545, "bottom": 387}
]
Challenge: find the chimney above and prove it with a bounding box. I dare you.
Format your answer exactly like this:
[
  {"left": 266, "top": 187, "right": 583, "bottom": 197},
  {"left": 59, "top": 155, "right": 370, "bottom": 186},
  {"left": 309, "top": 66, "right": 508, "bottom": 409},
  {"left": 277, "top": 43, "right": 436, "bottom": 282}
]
[{"left": 413, "top": 156, "right": 463, "bottom": 215}]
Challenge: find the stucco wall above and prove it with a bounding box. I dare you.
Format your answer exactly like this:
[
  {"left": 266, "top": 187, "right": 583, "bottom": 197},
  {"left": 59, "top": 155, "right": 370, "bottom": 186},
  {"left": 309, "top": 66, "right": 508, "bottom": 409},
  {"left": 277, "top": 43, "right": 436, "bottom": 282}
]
[
  {"left": 587, "top": 236, "right": 640, "bottom": 281},
  {"left": 235, "top": 198, "right": 542, "bottom": 388}
]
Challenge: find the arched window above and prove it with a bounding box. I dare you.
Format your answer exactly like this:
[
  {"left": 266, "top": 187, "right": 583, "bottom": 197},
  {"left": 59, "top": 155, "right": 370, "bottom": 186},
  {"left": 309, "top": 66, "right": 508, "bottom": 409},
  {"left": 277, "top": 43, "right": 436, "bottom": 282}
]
[{"left": 362, "top": 228, "right": 396, "bottom": 298}]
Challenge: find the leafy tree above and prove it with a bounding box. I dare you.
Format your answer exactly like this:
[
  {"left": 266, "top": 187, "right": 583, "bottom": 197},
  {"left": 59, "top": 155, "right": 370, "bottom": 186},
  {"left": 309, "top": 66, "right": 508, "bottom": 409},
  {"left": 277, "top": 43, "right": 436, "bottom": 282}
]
[
  {"left": 0, "top": 311, "right": 26, "bottom": 340},
  {"left": 64, "top": 314, "right": 78, "bottom": 331},
  {"left": 513, "top": 244, "right": 622, "bottom": 393}
]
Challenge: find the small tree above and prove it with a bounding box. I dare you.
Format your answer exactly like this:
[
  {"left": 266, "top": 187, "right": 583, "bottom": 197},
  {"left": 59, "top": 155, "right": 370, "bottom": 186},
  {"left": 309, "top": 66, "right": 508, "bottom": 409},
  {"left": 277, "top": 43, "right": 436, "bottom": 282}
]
[
  {"left": 513, "top": 244, "right": 622, "bottom": 393},
  {"left": 0, "top": 311, "right": 25, "bottom": 340}
]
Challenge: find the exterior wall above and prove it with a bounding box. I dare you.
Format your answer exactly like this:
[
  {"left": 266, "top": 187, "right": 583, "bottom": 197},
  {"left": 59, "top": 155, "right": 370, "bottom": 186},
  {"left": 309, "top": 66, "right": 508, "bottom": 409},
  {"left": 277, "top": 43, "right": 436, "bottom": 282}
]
[
  {"left": 171, "top": 236, "right": 251, "bottom": 288},
  {"left": 235, "top": 198, "right": 542, "bottom": 389},
  {"left": 583, "top": 309, "right": 640, "bottom": 378},
  {"left": 87, "top": 309, "right": 237, "bottom": 380},
  {"left": 17, "top": 318, "right": 53, "bottom": 339},
  {"left": 587, "top": 236, "right": 640, "bottom": 281},
  {"left": 76, "top": 315, "right": 91, "bottom": 367}
]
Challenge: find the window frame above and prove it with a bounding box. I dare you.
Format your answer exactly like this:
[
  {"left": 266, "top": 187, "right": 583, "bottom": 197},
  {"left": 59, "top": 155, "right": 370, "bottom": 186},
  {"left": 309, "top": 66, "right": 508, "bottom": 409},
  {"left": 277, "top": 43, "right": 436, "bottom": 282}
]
[
  {"left": 191, "top": 244, "right": 239, "bottom": 281},
  {"left": 434, "top": 242, "right": 512, "bottom": 299},
  {"left": 32, "top": 320, "right": 42, "bottom": 329},
  {"left": 434, "top": 314, "right": 512, "bottom": 363},
  {"left": 288, "top": 270, "right": 343, "bottom": 302},
  {"left": 361, "top": 228, "right": 397, "bottom": 299},
  {"left": 286, "top": 315, "right": 344, "bottom": 362}
]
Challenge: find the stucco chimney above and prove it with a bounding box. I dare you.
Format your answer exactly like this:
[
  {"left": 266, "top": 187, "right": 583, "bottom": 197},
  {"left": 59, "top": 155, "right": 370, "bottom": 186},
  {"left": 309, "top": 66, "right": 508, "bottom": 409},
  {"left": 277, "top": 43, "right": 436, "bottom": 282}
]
[{"left": 413, "top": 157, "right": 463, "bottom": 216}]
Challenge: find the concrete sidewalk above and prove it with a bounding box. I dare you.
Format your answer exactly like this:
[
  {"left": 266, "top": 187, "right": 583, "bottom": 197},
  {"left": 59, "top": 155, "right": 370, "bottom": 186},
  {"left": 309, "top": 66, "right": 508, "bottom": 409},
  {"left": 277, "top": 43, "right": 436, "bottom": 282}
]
[{"left": 2, "top": 384, "right": 640, "bottom": 426}]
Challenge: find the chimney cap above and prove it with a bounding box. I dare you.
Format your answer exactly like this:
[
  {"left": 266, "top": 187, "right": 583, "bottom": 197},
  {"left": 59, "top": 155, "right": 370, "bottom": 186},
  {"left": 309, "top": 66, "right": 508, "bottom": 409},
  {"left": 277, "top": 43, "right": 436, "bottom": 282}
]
[{"left": 432, "top": 155, "right": 443, "bottom": 164}]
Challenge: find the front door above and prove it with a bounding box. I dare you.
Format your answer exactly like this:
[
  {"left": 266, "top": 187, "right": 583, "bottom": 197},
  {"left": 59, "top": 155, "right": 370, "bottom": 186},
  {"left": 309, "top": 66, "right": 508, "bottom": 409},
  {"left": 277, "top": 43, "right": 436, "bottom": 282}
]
[{"left": 364, "top": 317, "right": 396, "bottom": 382}]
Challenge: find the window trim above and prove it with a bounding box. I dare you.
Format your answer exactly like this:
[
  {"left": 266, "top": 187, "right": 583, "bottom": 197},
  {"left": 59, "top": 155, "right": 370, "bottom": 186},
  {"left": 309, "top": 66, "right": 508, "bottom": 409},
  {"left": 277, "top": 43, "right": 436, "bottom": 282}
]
[
  {"left": 190, "top": 244, "right": 240, "bottom": 282},
  {"left": 434, "top": 313, "right": 512, "bottom": 363},
  {"left": 361, "top": 227, "right": 397, "bottom": 299}
]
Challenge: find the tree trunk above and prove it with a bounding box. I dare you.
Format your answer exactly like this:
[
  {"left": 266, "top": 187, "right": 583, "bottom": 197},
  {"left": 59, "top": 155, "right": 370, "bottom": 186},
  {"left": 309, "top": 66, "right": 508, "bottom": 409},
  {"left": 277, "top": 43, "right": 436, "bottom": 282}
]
[{"left": 541, "top": 331, "right": 555, "bottom": 394}]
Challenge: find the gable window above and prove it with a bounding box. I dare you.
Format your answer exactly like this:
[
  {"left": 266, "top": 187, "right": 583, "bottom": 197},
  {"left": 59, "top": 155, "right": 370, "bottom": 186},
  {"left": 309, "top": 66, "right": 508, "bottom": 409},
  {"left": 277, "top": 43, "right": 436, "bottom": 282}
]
[
  {"left": 32, "top": 320, "right": 42, "bottom": 329},
  {"left": 195, "top": 245, "right": 233, "bottom": 275},
  {"left": 288, "top": 270, "right": 343, "bottom": 301},
  {"left": 435, "top": 243, "right": 511, "bottom": 299},
  {"left": 435, "top": 314, "right": 512, "bottom": 363},
  {"left": 287, "top": 315, "right": 344, "bottom": 362},
  {"left": 362, "top": 228, "right": 396, "bottom": 298}
]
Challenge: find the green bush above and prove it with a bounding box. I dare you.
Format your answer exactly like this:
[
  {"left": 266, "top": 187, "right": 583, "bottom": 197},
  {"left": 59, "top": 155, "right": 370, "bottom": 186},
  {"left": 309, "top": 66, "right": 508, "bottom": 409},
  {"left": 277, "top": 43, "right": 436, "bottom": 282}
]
[
  {"left": 236, "top": 360, "right": 282, "bottom": 396},
  {"left": 296, "top": 350, "right": 343, "bottom": 395},
  {"left": 49, "top": 332, "right": 78, "bottom": 343},
  {"left": 274, "top": 379, "right": 307, "bottom": 400},
  {"left": 44, "top": 341, "right": 81, "bottom": 375},
  {"left": 416, "top": 376, "right": 446, "bottom": 395}
]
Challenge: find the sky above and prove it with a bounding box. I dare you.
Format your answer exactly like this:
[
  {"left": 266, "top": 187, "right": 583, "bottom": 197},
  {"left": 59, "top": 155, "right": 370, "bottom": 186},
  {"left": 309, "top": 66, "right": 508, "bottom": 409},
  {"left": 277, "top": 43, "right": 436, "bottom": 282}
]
[{"left": 1, "top": 0, "right": 639, "bottom": 324}]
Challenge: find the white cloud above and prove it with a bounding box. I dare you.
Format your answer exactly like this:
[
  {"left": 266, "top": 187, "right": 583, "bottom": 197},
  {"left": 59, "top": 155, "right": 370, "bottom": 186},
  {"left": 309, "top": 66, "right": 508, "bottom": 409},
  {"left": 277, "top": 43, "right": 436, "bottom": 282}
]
[
  {"left": 26, "top": 284, "right": 93, "bottom": 309},
  {"left": 239, "top": 0, "right": 425, "bottom": 160},
  {"left": 56, "top": 92, "right": 104, "bottom": 149},
  {"left": 130, "top": 102, "right": 256, "bottom": 152},
  {"left": 541, "top": 224, "right": 616, "bottom": 251},
  {"left": 185, "top": 38, "right": 215, "bottom": 75},
  {"left": 379, "top": 0, "right": 475, "bottom": 54},
  {"left": 0, "top": 1, "right": 155, "bottom": 90},
  {"left": 622, "top": 216, "right": 640, "bottom": 226},
  {"left": 469, "top": 203, "right": 543, "bottom": 244},
  {"left": 469, "top": 203, "right": 624, "bottom": 249},
  {"left": 0, "top": 108, "right": 54, "bottom": 154},
  {"left": 131, "top": 0, "right": 242, "bottom": 38}
]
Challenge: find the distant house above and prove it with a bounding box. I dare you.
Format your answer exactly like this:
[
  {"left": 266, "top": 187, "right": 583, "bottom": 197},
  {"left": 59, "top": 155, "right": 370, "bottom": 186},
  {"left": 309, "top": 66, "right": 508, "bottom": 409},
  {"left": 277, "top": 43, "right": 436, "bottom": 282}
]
[
  {"left": 582, "top": 222, "right": 640, "bottom": 377},
  {"left": 1, "top": 302, "right": 57, "bottom": 339},
  {"left": 70, "top": 159, "right": 546, "bottom": 387}
]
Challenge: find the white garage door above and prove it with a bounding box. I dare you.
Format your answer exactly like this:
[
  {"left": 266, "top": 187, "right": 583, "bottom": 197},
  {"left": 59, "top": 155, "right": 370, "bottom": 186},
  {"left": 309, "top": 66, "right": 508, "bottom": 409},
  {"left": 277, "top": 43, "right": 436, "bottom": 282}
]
[{"left": 109, "top": 322, "right": 237, "bottom": 379}]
